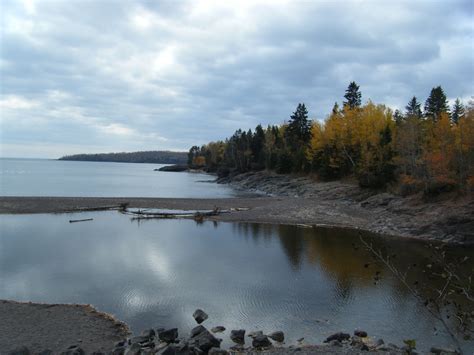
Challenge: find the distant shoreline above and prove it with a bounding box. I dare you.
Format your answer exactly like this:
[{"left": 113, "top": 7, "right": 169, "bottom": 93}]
[{"left": 58, "top": 150, "right": 188, "bottom": 165}]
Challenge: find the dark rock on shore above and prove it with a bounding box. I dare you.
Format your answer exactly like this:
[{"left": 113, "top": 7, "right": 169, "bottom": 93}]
[
  {"left": 191, "top": 325, "right": 207, "bottom": 338},
  {"left": 268, "top": 331, "right": 285, "bottom": 343},
  {"left": 158, "top": 328, "right": 179, "bottom": 343},
  {"left": 189, "top": 329, "right": 221, "bottom": 353},
  {"left": 230, "top": 329, "right": 245, "bottom": 344},
  {"left": 324, "top": 332, "right": 351, "bottom": 343},
  {"left": 353, "top": 330, "right": 368, "bottom": 338},
  {"left": 193, "top": 309, "right": 209, "bottom": 324},
  {"left": 252, "top": 334, "right": 272, "bottom": 348},
  {"left": 210, "top": 326, "right": 225, "bottom": 333},
  {"left": 156, "top": 165, "right": 189, "bottom": 172}
]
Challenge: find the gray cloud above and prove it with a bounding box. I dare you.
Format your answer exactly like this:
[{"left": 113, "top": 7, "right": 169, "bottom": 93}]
[{"left": 1, "top": 0, "right": 473, "bottom": 158}]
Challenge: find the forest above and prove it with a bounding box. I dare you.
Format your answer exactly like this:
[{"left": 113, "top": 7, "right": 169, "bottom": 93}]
[
  {"left": 59, "top": 150, "right": 187, "bottom": 164},
  {"left": 188, "top": 83, "right": 474, "bottom": 195}
]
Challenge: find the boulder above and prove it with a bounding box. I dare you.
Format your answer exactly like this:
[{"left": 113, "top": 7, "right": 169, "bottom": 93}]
[
  {"left": 230, "top": 329, "right": 245, "bottom": 344},
  {"left": 193, "top": 309, "right": 209, "bottom": 324},
  {"left": 142, "top": 329, "right": 156, "bottom": 338},
  {"left": 159, "top": 328, "right": 179, "bottom": 343},
  {"left": 129, "top": 335, "right": 150, "bottom": 345},
  {"left": 208, "top": 348, "right": 228, "bottom": 355},
  {"left": 124, "top": 343, "right": 141, "bottom": 355},
  {"left": 191, "top": 325, "right": 208, "bottom": 338},
  {"left": 252, "top": 334, "right": 272, "bottom": 349},
  {"left": 211, "top": 326, "right": 226, "bottom": 333},
  {"left": 268, "top": 331, "right": 285, "bottom": 343},
  {"left": 324, "top": 332, "right": 350, "bottom": 343},
  {"left": 354, "top": 330, "right": 368, "bottom": 338},
  {"left": 247, "top": 330, "right": 263, "bottom": 339},
  {"left": 189, "top": 329, "right": 221, "bottom": 353}
]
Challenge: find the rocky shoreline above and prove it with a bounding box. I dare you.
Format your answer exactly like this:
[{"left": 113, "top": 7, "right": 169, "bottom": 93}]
[
  {"left": 7, "top": 305, "right": 455, "bottom": 355},
  {"left": 216, "top": 171, "right": 474, "bottom": 245}
]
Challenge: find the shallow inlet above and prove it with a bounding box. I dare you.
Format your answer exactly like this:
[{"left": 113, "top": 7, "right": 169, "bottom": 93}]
[{"left": 0, "top": 211, "right": 473, "bottom": 353}]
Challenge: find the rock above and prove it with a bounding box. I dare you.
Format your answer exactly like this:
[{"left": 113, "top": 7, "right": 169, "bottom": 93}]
[
  {"left": 268, "top": 331, "right": 285, "bottom": 343},
  {"left": 247, "top": 330, "right": 263, "bottom": 339},
  {"left": 124, "top": 343, "right": 141, "bottom": 355},
  {"left": 211, "top": 326, "right": 226, "bottom": 333},
  {"left": 430, "top": 347, "right": 459, "bottom": 354},
  {"left": 7, "top": 347, "right": 30, "bottom": 355},
  {"left": 208, "top": 348, "right": 228, "bottom": 355},
  {"left": 159, "top": 328, "right": 179, "bottom": 343},
  {"left": 157, "top": 345, "right": 177, "bottom": 355},
  {"left": 189, "top": 329, "right": 221, "bottom": 353},
  {"left": 376, "top": 339, "right": 385, "bottom": 346},
  {"left": 230, "top": 329, "right": 246, "bottom": 344},
  {"left": 193, "top": 309, "right": 209, "bottom": 324},
  {"left": 115, "top": 340, "right": 127, "bottom": 348},
  {"left": 191, "top": 325, "right": 208, "bottom": 338},
  {"left": 130, "top": 335, "right": 150, "bottom": 345},
  {"left": 37, "top": 351, "right": 53, "bottom": 355},
  {"left": 296, "top": 337, "right": 304, "bottom": 343},
  {"left": 252, "top": 334, "right": 272, "bottom": 349},
  {"left": 354, "top": 329, "right": 368, "bottom": 337},
  {"left": 142, "top": 329, "right": 156, "bottom": 338},
  {"left": 328, "top": 340, "right": 342, "bottom": 347},
  {"left": 324, "top": 332, "right": 350, "bottom": 343}
]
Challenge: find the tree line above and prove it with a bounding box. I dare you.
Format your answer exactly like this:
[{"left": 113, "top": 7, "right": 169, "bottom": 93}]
[
  {"left": 188, "top": 83, "right": 474, "bottom": 195},
  {"left": 60, "top": 150, "right": 188, "bottom": 164}
]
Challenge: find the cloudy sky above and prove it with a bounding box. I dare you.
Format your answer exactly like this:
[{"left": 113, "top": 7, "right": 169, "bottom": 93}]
[{"left": 1, "top": 0, "right": 473, "bottom": 158}]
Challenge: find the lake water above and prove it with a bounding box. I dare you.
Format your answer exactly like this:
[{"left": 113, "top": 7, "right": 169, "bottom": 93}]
[
  {"left": 0, "top": 158, "right": 238, "bottom": 198},
  {"left": 1, "top": 212, "right": 472, "bottom": 353}
]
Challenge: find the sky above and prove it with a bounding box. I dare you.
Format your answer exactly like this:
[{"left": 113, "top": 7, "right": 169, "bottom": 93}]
[{"left": 1, "top": 0, "right": 473, "bottom": 158}]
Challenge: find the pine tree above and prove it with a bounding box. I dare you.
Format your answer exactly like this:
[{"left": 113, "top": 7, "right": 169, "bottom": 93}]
[
  {"left": 405, "top": 96, "right": 422, "bottom": 119},
  {"left": 424, "top": 86, "right": 450, "bottom": 121},
  {"left": 332, "top": 102, "right": 340, "bottom": 115},
  {"left": 451, "top": 98, "right": 465, "bottom": 124},
  {"left": 343, "top": 81, "right": 362, "bottom": 109},
  {"left": 393, "top": 109, "right": 404, "bottom": 125},
  {"left": 285, "top": 103, "right": 312, "bottom": 172},
  {"left": 285, "top": 103, "right": 312, "bottom": 147}
]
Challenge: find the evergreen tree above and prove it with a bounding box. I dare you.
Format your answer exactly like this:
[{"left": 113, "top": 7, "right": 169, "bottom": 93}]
[
  {"left": 405, "top": 96, "right": 422, "bottom": 119},
  {"left": 284, "top": 103, "right": 312, "bottom": 172},
  {"left": 285, "top": 103, "right": 312, "bottom": 148},
  {"left": 332, "top": 102, "right": 340, "bottom": 115},
  {"left": 343, "top": 81, "right": 362, "bottom": 109},
  {"left": 424, "top": 86, "right": 450, "bottom": 121},
  {"left": 393, "top": 109, "right": 404, "bottom": 125},
  {"left": 451, "top": 98, "right": 465, "bottom": 124}
]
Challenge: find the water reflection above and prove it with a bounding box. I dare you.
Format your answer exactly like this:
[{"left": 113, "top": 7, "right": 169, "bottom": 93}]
[{"left": 0, "top": 213, "right": 472, "bottom": 353}]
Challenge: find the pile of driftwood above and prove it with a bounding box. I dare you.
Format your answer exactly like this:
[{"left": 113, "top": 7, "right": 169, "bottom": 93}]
[{"left": 121, "top": 207, "right": 230, "bottom": 221}]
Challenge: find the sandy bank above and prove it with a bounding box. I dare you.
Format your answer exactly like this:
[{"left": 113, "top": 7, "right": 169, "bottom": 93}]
[{"left": 0, "top": 300, "right": 129, "bottom": 354}]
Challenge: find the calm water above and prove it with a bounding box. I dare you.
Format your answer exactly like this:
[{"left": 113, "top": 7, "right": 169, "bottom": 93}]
[
  {"left": 0, "top": 158, "right": 238, "bottom": 198},
  {"left": 1, "top": 212, "right": 472, "bottom": 353}
]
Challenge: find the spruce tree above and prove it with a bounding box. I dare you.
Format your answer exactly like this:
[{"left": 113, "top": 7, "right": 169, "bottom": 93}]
[
  {"left": 393, "top": 109, "right": 404, "bottom": 125},
  {"left": 285, "top": 103, "right": 312, "bottom": 147},
  {"left": 284, "top": 103, "right": 312, "bottom": 172},
  {"left": 405, "top": 96, "right": 422, "bottom": 119},
  {"left": 343, "top": 81, "right": 362, "bottom": 109},
  {"left": 424, "top": 86, "right": 450, "bottom": 121},
  {"left": 451, "top": 98, "right": 465, "bottom": 124}
]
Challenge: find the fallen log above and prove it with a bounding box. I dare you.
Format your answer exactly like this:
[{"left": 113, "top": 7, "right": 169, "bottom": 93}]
[{"left": 69, "top": 218, "right": 93, "bottom": 223}]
